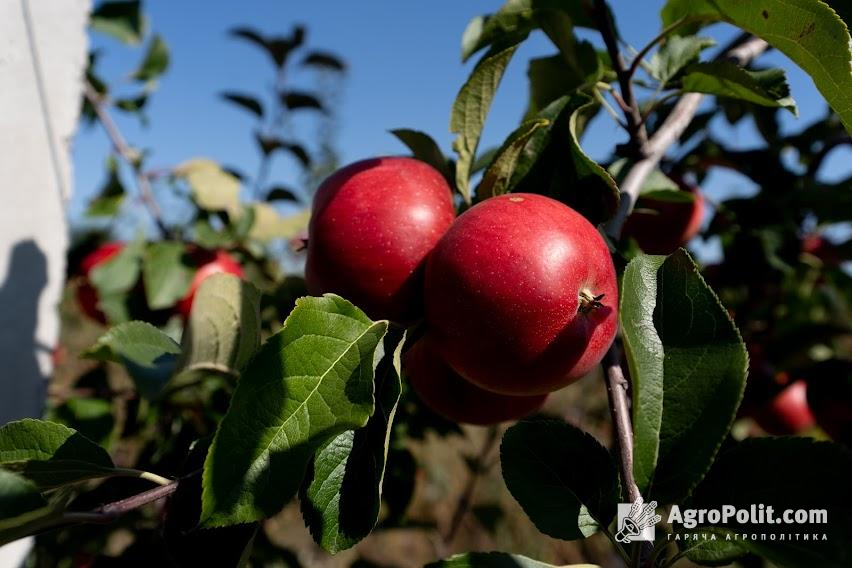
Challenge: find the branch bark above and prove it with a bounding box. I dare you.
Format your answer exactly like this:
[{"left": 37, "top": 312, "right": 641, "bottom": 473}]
[{"left": 83, "top": 82, "right": 170, "bottom": 238}]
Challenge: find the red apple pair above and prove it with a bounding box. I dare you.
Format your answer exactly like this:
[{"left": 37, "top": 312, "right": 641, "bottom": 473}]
[
  {"left": 77, "top": 243, "right": 243, "bottom": 324},
  {"left": 305, "top": 157, "right": 618, "bottom": 423}
]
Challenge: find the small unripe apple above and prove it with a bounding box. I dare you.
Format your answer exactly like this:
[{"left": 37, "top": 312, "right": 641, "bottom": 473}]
[
  {"left": 622, "top": 186, "right": 705, "bottom": 254},
  {"left": 77, "top": 242, "right": 125, "bottom": 324},
  {"left": 404, "top": 337, "right": 546, "bottom": 425},
  {"left": 425, "top": 193, "right": 618, "bottom": 396},
  {"left": 306, "top": 157, "right": 455, "bottom": 322},
  {"left": 754, "top": 380, "right": 816, "bottom": 435},
  {"left": 177, "top": 249, "right": 244, "bottom": 319}
]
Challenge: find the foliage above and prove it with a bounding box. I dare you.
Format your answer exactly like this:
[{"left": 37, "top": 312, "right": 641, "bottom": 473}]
[{"left": 3, "top": 0, "right": 851, "bottom": 567}]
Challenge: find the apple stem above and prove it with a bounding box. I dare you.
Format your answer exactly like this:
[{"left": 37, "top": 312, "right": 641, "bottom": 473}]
[{"left": 578, "top": 291, "right": 606, "bottom": 315}]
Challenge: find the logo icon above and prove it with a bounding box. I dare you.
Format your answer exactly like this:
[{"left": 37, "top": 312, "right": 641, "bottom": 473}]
[{"left": 616, "top": 497, "right": 660, "bottom": 543}]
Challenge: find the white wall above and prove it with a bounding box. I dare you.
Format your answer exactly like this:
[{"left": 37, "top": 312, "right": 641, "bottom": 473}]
[{"left": 0, "top": 0, "right": 89, "bottom": 563}]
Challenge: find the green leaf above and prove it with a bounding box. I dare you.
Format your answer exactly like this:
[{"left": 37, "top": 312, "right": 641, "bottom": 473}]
[
  {"left": 477, "top": 118, "right": 549, "bottom": 198},
  {"left": 647, "top": 35, "right": 715, "bottom": 86},
  {"left": 142, "top": 241, "right": 193, "bottom": 310},
  {"left": 390, "top": 129, "right": 452, "bottom": 181},
  {"left": 281, "top": 91, "right": 324, "bottom": 112},
  {"left": 177, "top": 273, "right": 261, "bottom": 378},
  {"left": 451, "top": 44, "right": 519, "bottom": 203},
  {"left": 428, "top": 551, "right": 598, "bottom": 567},
  {"left": 131, "top": 34, "right": 169, "bottom": 82},
  {"left": 200, "top": 295, "right": 389, "bottom": 527},
  {"left": 461, "top": 0, "right": 597, "bottom": 62},
  {"left": 300, "top": 329, "right": 406, "bottom": 553},
  {"left": 620, "top": 250, "right": 747, "bottom": 503},
  {"left": 86, "top": 156, "right": 126, "bottom": 218},
  {"left": 176, "top": 159, "right": 242, "bottom": 214},
  {"left": 50, "top": 398, "right": 115, "bottom": 448},
  {"left": 84, "top": 321, "right": 181, "bottom": 399},
  {"left": 301, "top": 51, "right": 346, "bottom": 72},
  {"left": 230, "top": 26, "right": 304, "bottom": 68},
  {"left": 221, "top": 92, "right": 264, "bottom": 118},
  {"left": 0, "top": 470, "right": 49, "bottom": 532},
  {"left": 686, "top": 438, "right": 852, "bottom": 568},
  {"left": 680, "top": 62, "right": 797, "bottom": 115},
  {"left": 89, "top": 0, "right": 143, "bottom": 44},
  {"left": 89, "top": 237, "right": 143, "bottom": 296},
  {"left": 525, "top": 42, "right": 602, "bottom": 117},
  {"left": 608, "top": 159, "right": 683, "bottom": 199},
  {"left": 501, "top": 419, "right": 619, "bottom": 540},
  {"left": 660, "top": 0, "right": 852, "bottom": 133},
  {"left": 0, "top": 419, "right": 115, "bottom": 489}
]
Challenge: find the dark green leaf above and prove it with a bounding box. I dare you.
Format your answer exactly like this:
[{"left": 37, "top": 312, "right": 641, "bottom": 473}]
[
  {"left": 176, "top": 273, "right": 261, "bottom": 379},
  {"left": 142, "top": 241, "right": 193, "bottom": 310},
  {"left": 681, "top": 62, "right": 797, "bottom": 115},
  {"left": 50, "top": 398, "right": 115, "bottom": 448},
  {"left": 254, "top": 135, "right": 312, "bottom": 168},
  {"left": 300, "top": 329, "right": 406, "bottom": 553},
  {"left": 428, "top": 551, "right": 589, "bottom": 567},
  {"left": 0, "top": 469, "right": 49, "bottom": 538},
  {"left": 477, "top": 118, "right": 549, "bottom": 198},
  {"left": 501, "top": 419, "right": 619, "bottom": 540},
  {"left": 281, "top": 91, "right": 324, "bottom": 112},
  {"left": 0, "top": 419, "right": 115, "bottom": 489},
  {"left": 390, "top": 129, "right": 452, "bottom": 181},
  {"left": 451, "top": 44, "right": 519, "bottom": 203},
  {"left": 661, "top": 0, "right": 852, "bottom": 133},
  {"left": 230, "top": 26, "right": 304, "bottom": 68},
  {"left": 131, "top": 34, "right": 169, "bottom": 82},
  {"left": 86, "top": 156, "right": 126, "bottom": 218},
  {"left": 266, "top": 186, "right": 300, "bottom": 202},
  {"left": 620, "top": 251, "right": 747, "bottom": 503},
  {"left": 89, "top": 0, "right": 143, "bottom": 44},
  {"left": 301, "top": 51, "right": 346, "bottom": 72},
  {"left": 461, "top": 0, "right": 597, "bottom": 62},
  {"left": 200, "top": 295, "right": 389, "bottom": 527},
  {"left": 687, "top": 438, "right": 852, "bottom": 568},
  {"left": 647, "top": 35, "right": 715, "bottom": 86},
  {"left": 525, "top": 42, "right": 601, "bottom": 117},
  {"left": 221, "top": 92, "right": 264, "bottom": 118},
  {"left": 84, "top": 321, "right": 181, "bottom": 399}
]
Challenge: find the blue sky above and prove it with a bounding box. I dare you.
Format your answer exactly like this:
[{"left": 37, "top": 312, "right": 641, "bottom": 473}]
[{"left": 72, "top": 0, "right": 851, "bottom": 258}]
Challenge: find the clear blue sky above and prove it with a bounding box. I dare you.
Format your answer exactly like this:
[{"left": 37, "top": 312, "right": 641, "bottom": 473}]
[{"left": 72, "top": 0, "right": 851, "bottom": 259}]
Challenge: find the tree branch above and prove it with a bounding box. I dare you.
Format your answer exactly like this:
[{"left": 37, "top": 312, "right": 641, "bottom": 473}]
[
  {"left": 593, "top": 0, "right": 649, "bottom": 156},
  {"left": 83, "top": 82, "right": 170, "bottom": 238},
  {"left": 605, "top": 35, "right": 769, "bottom": 238}
]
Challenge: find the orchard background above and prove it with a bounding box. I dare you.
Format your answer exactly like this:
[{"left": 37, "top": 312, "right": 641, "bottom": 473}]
[{"left": 1, "top": 1, "right": 851, "bottom": 567}]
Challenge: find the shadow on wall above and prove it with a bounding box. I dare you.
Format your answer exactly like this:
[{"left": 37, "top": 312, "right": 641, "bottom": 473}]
[{"left": 0, "top": 239, "right": 47, "bottom": 422}]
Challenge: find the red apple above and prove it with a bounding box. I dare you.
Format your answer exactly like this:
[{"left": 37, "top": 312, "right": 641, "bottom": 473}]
[
  {"left": 177, "top": 249, "right": 244, "bottom": 319},
  {"left": 802, "top": 234, "right": 843, "bottom": 266},
  {"left": 425, "top": 193, "right": 618, "bottom": 396},
  {"left": 754, "top": 380, "right": 816, "bottom": 435},
  {"left": 306, "top": 157, "right": 455, "bottom": 322},
  {"left": 405, "top": 337, "right": 546, "bottom": 425},
  {"left": 622, "top": 186, "right": 705, "bottom": 254},
  {"left": 76, "top": 242, "right": 125, "bottom": 324}
]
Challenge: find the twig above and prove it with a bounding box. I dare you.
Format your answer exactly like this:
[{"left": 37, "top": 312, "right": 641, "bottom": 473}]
[
  {"left": 603, "top": 344, "right": 640, "bottom": 504},
  {"left": 605, "top": 34, "right": 769, "bottom": 238},
  {"left": 441, "top": 425, "right": 500, "bottom": 549},
  {"left": 83, "top": 82, "right": 170, "bottom": 238},
  {"left": 592, "top": 0, "right": 649, "bottom": 156}
]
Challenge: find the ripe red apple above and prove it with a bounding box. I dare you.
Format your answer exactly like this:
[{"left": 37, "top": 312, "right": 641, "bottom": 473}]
[
  {"left": 754, "top": 380, "right": 816, "bottom": 435},
  {"left": 177, "top": 249, "right": 244, "bottom": 319},
  {"left": 622, "top": 186, "right": 705, "bottom": 254},
  {"left": 305, "top": 157, "right": 455, "bottom": 322},
  {"left": 424, "top": 193, "right": 618, "bottom": 396},
  {"left": 77, "top": 242, "right": 125, "bottom": 324},
  {"left": 802, "top": 234, "right": 842, "bottom": 266},
  {"left": 404, "top": 337, "right": 546, "bottom": 425}
]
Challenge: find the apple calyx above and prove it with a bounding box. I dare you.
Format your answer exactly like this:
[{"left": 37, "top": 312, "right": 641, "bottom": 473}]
[{"left": 578, "top": 290, "right": 606, "bottom": 315}]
